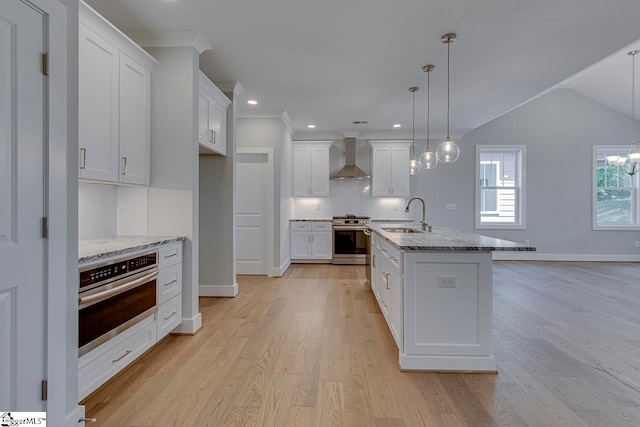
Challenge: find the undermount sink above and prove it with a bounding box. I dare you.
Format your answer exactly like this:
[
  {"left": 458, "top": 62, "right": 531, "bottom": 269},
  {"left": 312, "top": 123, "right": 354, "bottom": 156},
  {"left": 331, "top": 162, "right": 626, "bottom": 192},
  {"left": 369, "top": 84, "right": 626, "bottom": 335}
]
[{"left": 381, "top": 227, "right": 423, "bottom": 234}]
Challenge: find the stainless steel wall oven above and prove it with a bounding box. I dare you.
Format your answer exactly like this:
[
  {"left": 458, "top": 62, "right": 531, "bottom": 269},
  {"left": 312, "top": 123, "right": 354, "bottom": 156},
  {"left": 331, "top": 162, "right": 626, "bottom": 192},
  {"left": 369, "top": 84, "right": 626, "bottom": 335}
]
[
  {"left": 332, "top": 215, "right": 371, "bottom": 265},
  {"left": 78, "top": 251, "right": 158, "bottom": 356}
]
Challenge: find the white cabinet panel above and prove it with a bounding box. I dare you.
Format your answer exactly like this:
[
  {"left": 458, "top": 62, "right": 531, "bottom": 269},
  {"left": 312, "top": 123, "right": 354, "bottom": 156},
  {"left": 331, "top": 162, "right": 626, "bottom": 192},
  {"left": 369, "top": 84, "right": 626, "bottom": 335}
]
[
  {"left": 198, "top": 72, "right": 230, "bottom": 156},
  {"left": 312, "top": 232, "right": 332, "bottom": 259},
  {"left": 292, "top": 142, "right": 331, "bottom": 196},
  {"left": 119, "top": 53, "right": 151, "bottom": 185},
  {"left": 79, "top": 4, "right": 156, "bottom": 185},
  {"left": 370, "top": 142, "right": 411, "bottom": 197},
  {"left": 78, "top": 23, "right": 119, "bottom": 182},
  {"left": 157, "top": 294, "right": 182, "bottom": 340},
  {"left": 291, "top": 232, "right": 313, "bottom": 259}
]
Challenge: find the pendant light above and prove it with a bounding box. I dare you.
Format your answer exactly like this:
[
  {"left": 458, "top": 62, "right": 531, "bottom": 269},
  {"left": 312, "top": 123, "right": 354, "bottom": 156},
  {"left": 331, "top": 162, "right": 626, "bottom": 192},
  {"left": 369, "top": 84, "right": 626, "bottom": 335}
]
[
  {"left": 409, "top": 86, "right": 421, "bottom": 175},
  {"left": 419, "top": 64, "right": 437, "bottom": 169},
  {"left": 606, "top": 49, "right": 640, "bottom": 175},
  {"left": 436, "top": 33, "right": 460, "bottom": 163}
]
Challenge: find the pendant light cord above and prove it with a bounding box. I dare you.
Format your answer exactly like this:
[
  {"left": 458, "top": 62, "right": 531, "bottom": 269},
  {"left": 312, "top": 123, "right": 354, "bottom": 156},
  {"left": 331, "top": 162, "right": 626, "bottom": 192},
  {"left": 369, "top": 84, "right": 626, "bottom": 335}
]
[
  {"left": 426, "top": 70, "right": 430, "bottom": 150},
  {"left": 412, "top": 90, "right": 416, "bottom": 159},
  {"left": 446, "top": 40, "right": 451, "bottom": 140},
  {"left": 633, "top": 52, "right": 636, "bottom": 120}
]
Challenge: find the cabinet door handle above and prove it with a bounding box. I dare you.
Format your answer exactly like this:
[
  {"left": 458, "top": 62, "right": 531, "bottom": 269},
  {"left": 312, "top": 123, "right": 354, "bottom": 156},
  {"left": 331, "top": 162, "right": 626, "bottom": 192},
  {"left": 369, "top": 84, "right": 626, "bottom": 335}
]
[
  {"left": 209, "top": 129, "right": 215, "bottom": 143},
  {"left": 388, "top": 186, "right": 392, "bottom": 195},
  {"left": 112, "top": 349, "right": 132, "bottom": 363},
  {"left": 385, "top": 272, "right": 390, "bottom": 289},
  {"left": 164, "top": 279, "right": 178, "bottom": 287},
  {"left": 121, "top": 157, "right": 127, "bottom": 175},
  {"left": 372, "top": 254, "right": 376, "bottom": 268},
  {"left": 80, "top": 148, "right": 86, "bottom": 169},
  {"left": 164, "top": 311, "right": 177, "bottom": 321}
]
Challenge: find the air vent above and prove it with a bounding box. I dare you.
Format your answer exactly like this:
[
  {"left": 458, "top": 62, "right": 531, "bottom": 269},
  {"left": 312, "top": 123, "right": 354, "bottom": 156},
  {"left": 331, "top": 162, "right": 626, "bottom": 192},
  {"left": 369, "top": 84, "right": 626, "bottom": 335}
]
[{"left": 352, "top": 120, "right": 368, "bottom": 125}]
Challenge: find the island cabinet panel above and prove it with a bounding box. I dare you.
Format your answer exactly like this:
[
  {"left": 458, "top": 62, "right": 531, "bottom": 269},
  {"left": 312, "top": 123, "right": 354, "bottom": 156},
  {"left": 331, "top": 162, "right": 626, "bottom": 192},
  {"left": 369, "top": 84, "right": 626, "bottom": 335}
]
[{"left": 403, "top": 252, "right": 493, "bottom": 358}]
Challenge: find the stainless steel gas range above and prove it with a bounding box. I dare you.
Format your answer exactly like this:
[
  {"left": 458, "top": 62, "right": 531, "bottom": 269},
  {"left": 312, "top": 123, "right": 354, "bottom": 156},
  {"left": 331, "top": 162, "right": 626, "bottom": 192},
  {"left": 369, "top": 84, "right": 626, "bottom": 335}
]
[{"left": 332, "top": 214, "right": 371, "bottom": 265}]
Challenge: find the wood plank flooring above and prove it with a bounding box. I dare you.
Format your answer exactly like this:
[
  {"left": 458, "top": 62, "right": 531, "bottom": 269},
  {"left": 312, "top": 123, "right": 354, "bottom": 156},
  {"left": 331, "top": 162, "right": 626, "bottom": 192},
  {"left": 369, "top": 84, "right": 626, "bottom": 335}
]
[{"left": 82, "top": 262, "right": 640, "bottom": 426}]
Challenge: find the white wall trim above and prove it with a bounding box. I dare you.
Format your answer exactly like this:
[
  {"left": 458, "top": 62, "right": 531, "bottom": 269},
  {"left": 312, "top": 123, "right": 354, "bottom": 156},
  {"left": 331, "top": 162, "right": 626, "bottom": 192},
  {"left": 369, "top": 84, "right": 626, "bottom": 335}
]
[
  {"left": 272, "top": 259, "right": 291, "bottom": 277},
  {"left": 400, "top": 354, "right": 496, "bottom": 372},
  {"left": 492, "top": 252, "right": 640, "bottom": 262},
  {"left": 171, "top": 312, "right": 203, "bottom": 334},
  {"left": 215, "top": 80, "right": 245, "bottom": 97},
  {"left": 199, "top": 283, "right": 239, "bottom": 297},
  {"left": 127, "top": 30, "right": 212, "bottom": 53},
  {"left": 291, "top": 259, "right": 333, "bottom": 264}
]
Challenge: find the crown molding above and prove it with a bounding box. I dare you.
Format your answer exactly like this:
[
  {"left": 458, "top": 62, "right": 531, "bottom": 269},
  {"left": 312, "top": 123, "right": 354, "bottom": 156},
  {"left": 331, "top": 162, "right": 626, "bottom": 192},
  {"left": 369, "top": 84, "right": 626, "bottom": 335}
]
[
  {"left": 127, "top": 31, "right": 212, "bottom": 54},
  {"left": 215, "top": 81, "right": 245, "bottom": 98}
]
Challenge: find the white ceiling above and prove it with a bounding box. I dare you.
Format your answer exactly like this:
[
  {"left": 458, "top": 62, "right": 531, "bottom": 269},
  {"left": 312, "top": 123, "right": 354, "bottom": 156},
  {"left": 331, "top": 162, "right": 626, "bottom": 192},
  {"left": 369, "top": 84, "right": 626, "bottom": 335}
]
[{"left": 86, "top": 0, "right": 640, "bottom": 139}]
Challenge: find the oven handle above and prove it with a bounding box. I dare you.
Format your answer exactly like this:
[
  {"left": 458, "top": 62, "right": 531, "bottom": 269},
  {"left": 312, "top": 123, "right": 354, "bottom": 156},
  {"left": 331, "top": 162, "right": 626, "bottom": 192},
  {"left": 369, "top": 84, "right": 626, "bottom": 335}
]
[
  {"left": 332, "top": 226, "right": 369, "bottom": 231},
  {"left": 79, "top": 271, "right": 158, "bottom": 307}
]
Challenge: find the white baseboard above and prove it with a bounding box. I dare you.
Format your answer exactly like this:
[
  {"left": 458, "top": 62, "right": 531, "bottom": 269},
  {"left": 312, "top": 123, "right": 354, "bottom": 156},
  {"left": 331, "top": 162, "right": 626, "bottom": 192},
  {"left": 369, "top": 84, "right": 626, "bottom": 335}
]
[
  {"left": 199, "top": 282, "right": 239, "bottom": 297},
  {"left": 400, "top": 353, "right": 496, "bottom": 372},
  {"left": 492, "top": 252, "right": 640, "bottom": 262},
  {"left": 291, "top": 259, "right": 332, "bottom": 264},
  {"left": 172, "top": 312, "right": 202, "bottom": 334},
  {"left": 66, "top": 405, "right": 85, "bottom": 426},
  {"left": 272, "top": 259, "right": 291, "bottom": 277}
]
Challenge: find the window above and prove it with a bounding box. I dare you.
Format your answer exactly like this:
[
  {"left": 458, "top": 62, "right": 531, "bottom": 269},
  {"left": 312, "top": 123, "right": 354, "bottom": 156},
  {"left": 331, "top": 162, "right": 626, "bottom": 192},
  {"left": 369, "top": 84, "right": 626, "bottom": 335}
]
[
  {"left": 475, "top": 146, "right": 525, "bottom": 229},
  {"left": 593, "top": 146, "right": 640, "bottom": 230}
]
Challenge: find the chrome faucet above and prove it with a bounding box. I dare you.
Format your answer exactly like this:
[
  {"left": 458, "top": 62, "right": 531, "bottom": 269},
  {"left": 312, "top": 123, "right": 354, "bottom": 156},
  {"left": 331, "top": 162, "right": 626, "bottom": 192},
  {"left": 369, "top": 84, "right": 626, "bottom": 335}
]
[{"left": 405, "top": 197, "right": 432, "bottom": 232}]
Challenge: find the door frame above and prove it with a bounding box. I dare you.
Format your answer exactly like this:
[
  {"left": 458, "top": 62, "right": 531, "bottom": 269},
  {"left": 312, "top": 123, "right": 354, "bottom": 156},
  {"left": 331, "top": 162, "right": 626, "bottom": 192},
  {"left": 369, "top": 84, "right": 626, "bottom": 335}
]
[
  {"left": 236, "top": 147, "right": 274, "bottom": 277},
  {"left": 22, "top": 0, "right": 81, "bottom": 424}
]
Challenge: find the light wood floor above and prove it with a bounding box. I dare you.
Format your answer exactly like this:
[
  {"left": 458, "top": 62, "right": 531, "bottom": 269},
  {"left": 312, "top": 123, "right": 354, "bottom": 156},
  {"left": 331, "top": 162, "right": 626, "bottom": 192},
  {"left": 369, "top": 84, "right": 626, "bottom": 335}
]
[{"left": 82, "top": 262, "right": 640, "bottom": 426}]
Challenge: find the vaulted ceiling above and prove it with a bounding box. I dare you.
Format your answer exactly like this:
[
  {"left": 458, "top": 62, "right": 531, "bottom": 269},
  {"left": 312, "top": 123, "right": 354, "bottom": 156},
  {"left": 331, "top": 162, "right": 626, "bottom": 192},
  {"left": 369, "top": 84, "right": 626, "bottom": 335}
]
[{"left": 86, "top": 0, "right": 640, "bottom": 139}]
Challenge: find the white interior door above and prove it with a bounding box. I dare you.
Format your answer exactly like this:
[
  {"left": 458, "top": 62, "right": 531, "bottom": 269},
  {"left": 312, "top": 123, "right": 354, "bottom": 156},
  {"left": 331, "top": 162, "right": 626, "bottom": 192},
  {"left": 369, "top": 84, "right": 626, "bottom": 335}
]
[
  {"left": 0, "top": 0, "right": 46, "bottom": 410},
  {"left": 236, "top": 153, "right": 269, "bottom": 275}
]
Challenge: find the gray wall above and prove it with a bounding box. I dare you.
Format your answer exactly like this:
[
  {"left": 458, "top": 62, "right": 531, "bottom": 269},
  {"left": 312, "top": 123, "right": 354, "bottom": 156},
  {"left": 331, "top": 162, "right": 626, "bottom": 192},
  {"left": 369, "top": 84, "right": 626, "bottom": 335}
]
[
  {"left": 236, "top": 117, "right": 293, "bottom": 272},
  {"left": 410, "top": 88, "right": 640, "bottom": 255}
]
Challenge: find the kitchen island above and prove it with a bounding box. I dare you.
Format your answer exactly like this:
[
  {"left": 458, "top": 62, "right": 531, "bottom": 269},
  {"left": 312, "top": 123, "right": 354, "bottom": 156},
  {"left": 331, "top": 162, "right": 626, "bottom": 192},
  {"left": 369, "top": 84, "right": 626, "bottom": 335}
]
[{"left": 368, "top": 223, "right": 535, "bottom": 372}]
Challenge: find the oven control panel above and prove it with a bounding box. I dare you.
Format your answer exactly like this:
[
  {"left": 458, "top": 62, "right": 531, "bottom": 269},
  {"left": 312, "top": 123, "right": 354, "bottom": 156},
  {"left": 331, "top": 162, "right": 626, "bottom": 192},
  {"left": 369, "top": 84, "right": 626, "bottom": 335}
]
[
  {"left": 80, "top": 252, "right": 157, "bottom": 291},
  {"left": 332, "top": 218, "right": 371, "bottom": 226}
]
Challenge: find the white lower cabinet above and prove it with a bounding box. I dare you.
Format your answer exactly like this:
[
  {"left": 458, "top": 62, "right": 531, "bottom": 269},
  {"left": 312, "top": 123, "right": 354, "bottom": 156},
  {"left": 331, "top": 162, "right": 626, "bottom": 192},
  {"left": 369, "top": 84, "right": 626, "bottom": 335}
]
[
  {"left": 79, "top": 314, "right": 156, "bottom": 400},
  {"left": 79, "top": 241, "right": 183, "bottom": 401},
  {"left": 371, "top": 235, "right": 403, "bottom": 350},
  {"left": 290, "top": 221, "right": 332, "bottom": 262}
]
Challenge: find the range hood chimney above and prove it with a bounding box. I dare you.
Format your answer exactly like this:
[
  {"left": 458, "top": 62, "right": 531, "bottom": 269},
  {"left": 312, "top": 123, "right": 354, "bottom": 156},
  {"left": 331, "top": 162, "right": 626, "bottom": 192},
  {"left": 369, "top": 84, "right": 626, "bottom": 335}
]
[{"left": 331, "top": 137, "right": 370, "bottom": 180}]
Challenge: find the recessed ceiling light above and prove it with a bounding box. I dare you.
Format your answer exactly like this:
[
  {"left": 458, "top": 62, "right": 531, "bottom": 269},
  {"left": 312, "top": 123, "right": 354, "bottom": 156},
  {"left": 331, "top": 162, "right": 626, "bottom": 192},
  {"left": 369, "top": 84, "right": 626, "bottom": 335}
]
[
  {"left": 247, "top": 99, "right": 258, "bottom": 105},
  {"left": 307, "top": 124, "right": 316, "bottom": 129},
  {"left": 393, "top": 124, "right": 402, "bottom": 128}
]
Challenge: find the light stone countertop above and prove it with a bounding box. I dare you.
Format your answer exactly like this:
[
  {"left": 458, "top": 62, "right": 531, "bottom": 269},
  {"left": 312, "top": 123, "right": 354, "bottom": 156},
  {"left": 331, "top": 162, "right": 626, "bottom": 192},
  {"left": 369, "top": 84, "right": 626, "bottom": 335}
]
[
  {"left": 79, "top": 235, "right": 186, "bottom": 264},
  {"left": 369, "top": 222, "right": 536, "bottom": 252},
  {"left": 290, "top": 218, "right": 333, "bottom": 222}
]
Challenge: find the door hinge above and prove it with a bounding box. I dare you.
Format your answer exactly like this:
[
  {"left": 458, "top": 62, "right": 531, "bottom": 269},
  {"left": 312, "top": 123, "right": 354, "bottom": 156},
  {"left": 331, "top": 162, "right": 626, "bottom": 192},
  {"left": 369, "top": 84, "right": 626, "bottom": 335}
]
[
  {"left": 41, "top": 379, "right": 47, "bottom": 401},
  {"left": 42, "top": 217, "right": 48, "bottom": 239},
  {"left": 42, "top": 52, "right": 49, "bottom": 76}
]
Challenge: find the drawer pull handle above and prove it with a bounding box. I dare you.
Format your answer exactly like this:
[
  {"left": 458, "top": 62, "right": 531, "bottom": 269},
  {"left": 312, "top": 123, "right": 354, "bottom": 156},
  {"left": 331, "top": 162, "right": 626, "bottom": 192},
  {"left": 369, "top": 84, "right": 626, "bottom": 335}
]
[
  {"left": 121, "top": 156, "right": 127, "bottom": 175},
  {"left": 381, "top": 248, "right": 388, "bottom": 254},
  {"left": 164, "top": 253, "right": 178, "bottom": 259},
  {"left": 164, "top": 311, "right": 177, "bottom": 321},
  {"left": 164, "top": 279, "right": 178, "bottom": 287},
  {"left": 112, "top": 350, "right": 132, "bottom": 363},
  {"left": 390, "top": 256, "right": 398, "bottom": 262},
  {"left": 79, "top": 417, "right": 97, "bottom": 423}
]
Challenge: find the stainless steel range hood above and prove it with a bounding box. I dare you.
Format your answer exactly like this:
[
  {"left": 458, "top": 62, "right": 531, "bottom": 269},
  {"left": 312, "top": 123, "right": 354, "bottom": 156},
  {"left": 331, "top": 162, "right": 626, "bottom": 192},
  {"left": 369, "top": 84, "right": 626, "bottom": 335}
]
[{"left": 331, "top": 137, "right": 370, "bottom": 180}]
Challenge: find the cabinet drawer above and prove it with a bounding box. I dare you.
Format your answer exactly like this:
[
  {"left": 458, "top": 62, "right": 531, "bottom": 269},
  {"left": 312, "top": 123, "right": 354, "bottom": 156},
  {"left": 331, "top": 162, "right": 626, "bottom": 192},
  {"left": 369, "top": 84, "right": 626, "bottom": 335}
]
[
  {"left": 291, "top": 222, "right": 312, "bottom": 231},
  {"left": 79, "top": 314, "right": 156, "bottom": 401},
  {"left": 159, "top": 243, "right": 182, "bottom": 268},
  {"left": 311, "top": 222, "right": 332, "bottom": 231},
  {"left": 157, "top": 294, "right": 182, "bottom": 340},
  {"left": 158, "top": 263, "right": 182, "bottom": 304}
]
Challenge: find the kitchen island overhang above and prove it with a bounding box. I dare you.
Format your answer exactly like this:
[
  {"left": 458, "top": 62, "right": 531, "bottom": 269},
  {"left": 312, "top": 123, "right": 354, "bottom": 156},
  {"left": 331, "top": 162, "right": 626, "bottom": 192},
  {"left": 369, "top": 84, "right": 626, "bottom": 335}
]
[{"left": 368, "top": 223, "right": 535, "bottom": 372}]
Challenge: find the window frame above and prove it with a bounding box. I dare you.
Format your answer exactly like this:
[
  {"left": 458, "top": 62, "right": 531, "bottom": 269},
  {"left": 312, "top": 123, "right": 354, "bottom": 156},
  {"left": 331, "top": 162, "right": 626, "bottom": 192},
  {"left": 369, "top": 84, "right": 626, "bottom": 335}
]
[
  {"left": 475, "top": 145, "right": 526, "bottom": 230},
  {"left": 592, "top": 145, "right": 640, "bottom": 230}
]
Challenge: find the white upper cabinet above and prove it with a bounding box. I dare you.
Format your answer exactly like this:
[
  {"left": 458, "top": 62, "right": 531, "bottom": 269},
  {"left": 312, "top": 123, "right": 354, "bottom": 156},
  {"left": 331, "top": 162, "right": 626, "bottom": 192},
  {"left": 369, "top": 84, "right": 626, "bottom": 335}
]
[
  {"left": 198, "top": 72, "right": 231, "bottom": 156},
  {"left": 292, "top": 141, "right": 331, "bottom": 197},
  {"left": 370, "top": 141, "right": 411, "bottom": 197},
  {"left": 78, "top": 1, "right": 157, "bottom": 185}
]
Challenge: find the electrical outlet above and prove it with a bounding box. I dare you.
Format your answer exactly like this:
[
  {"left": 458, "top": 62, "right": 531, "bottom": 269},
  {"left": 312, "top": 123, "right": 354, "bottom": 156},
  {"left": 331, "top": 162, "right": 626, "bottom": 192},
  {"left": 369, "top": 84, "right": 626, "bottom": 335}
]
[
  {"left": 445, "top": 203, "right": 457, "bottom": 210},
  {"left": 525, "top": 239, "right": 530, "bottom": 245},
  {"left": 635, "top": 240, "right": 640, "bottom": 248},
  {"left": 437, "top": 275, "right": 456, "bottom": 288}
]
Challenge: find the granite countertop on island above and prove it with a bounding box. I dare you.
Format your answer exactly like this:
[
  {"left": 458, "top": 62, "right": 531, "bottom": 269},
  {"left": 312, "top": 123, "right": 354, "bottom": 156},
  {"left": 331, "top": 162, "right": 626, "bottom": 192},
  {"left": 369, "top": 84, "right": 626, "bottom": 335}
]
[
  {"left": 79, "top": 235, "right": 186, "bottom": 264},
  {"left": 369, "top": 222, "right": 536, "bottom": 252}
]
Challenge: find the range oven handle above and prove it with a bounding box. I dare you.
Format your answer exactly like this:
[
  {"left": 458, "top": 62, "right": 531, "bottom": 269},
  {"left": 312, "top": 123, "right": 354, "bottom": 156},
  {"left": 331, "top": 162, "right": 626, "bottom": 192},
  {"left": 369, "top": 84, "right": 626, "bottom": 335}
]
[
  {"left": 79, "top": 271, "right": 158, "bottom": 307},
  {"left": 363, "top": 229, "right": 371, "bottom": 236},
  {"left": 332, "top": 226, "right": 369, "bottom": 231}
]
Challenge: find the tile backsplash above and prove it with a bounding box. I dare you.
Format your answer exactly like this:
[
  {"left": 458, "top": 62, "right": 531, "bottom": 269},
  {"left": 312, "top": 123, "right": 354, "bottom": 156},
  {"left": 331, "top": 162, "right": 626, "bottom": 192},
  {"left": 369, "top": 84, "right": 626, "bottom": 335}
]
[{"left": 293, "top": 180, "right": 408, "bottom": 219}]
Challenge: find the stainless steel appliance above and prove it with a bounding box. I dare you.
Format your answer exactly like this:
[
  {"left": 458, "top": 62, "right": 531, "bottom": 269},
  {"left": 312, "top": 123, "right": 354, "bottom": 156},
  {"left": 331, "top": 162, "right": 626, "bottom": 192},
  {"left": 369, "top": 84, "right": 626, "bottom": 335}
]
[
  {"left": 332, "top": 215, "right": 371, "bottom": 265},
  {"left": 78, "top": 251, "right": 159, "bottom": 356}
]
